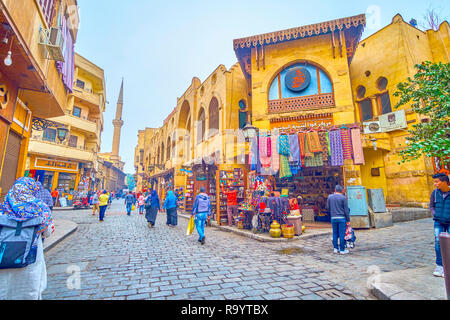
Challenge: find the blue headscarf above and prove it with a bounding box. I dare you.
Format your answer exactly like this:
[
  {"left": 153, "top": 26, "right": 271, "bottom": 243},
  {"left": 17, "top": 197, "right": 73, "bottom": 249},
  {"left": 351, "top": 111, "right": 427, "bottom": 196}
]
[{"left": 0, "top": 177, "right": 53, "bottom": 235}]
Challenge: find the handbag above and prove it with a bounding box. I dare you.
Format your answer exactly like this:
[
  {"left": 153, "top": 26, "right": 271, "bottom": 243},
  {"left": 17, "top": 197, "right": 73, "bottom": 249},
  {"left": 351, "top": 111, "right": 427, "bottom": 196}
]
[{"left": 186, "top": 216, "right": 195, "bottom": 236}]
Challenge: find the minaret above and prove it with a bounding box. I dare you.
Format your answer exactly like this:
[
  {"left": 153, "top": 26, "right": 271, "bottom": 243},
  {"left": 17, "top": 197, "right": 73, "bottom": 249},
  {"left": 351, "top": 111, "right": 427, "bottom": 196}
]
[{"left": 111, "top": 78, "right": 124, "bottom": 162}]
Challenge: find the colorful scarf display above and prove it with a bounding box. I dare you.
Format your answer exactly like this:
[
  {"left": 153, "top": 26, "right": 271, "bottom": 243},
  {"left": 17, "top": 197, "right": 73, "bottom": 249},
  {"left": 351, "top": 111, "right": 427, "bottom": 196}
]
[
  {"left": 318, "top": 131, "right": 330, "bottom": 164},
  {"left": 277, "top": 135, "right": 290, "bottom": 156},
  {"left": 259, "top": 136, "right": 271, "bottom": 168},
  {"left": 340, "top": 128, "right": 353, "bottom": 160},
  {"left": 297, "top": 132, "right": 306, "bottom": 166},
  {"left": 304, "top": 133, "right": 324, "bottom": 167},
  {"left": 307, "top": 131, "right": 323, "bottom": 153},
  {"left": 351, "top": 128, "right": 365, "bottom": 165},
  {"left": 329, "top": 130, "right": 344, "bottom": 166},
  {"left": 288, "top": 135, "right": 301, "bottom": 172},
  {"left": 0, "top": 177, "right": 54, "bottom": 236},
  {"left": 270, "top": 135, "right": 279, "bottom": 173}
]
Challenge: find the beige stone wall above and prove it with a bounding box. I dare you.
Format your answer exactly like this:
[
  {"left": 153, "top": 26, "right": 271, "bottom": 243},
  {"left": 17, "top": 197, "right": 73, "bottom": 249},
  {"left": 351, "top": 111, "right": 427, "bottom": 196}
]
[{"left": 350, "top": 14, "right": 447, "bottom": 206}]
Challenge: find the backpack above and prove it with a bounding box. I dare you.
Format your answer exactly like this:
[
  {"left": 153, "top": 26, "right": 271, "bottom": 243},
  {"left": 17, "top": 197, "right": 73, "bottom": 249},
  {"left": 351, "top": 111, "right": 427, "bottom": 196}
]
[{"left": 0, "top": 215, "right": 42, "bottom": 269}]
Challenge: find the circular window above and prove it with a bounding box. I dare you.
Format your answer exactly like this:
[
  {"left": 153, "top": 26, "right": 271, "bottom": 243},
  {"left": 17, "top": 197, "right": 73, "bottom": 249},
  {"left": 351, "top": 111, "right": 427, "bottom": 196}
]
[
  {"left": 377, "top": 77, "right": 388, "bottom": 91},
  {"left": 356, "top": 86, "right": 366, "bottom": 99}
]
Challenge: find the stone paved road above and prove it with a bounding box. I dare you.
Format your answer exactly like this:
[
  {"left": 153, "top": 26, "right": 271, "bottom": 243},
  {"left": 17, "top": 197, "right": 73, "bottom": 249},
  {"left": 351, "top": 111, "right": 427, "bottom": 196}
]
[{"left": 42, "top": 200, "right": 435, "bottom": 300}]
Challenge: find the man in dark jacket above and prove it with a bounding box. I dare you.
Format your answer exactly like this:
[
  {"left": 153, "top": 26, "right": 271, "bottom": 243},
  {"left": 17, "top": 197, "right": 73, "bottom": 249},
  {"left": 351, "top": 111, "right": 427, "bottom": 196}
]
[
  {"left": 192, "top": 187, "right": 212, "bottom": 245},
  {"left": 327, "top": 185, "right": 350, "bottom": 255},
  {"left": 430, "top": 173, "right": 450, "bottom": 277}
]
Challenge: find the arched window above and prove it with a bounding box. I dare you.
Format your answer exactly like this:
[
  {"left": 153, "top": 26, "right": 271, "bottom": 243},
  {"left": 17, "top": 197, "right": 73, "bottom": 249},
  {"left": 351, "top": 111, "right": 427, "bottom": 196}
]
[
  {"left": 161, "top": 142, "right": 165, "bottom": 163},
  {"left": 268, "top": 62, "right": 334, "bottom": 113},
  {"left": 197, "top": 108, "right": 206, "bottom": 143},
  {"left": 167, "top": 137, "right": 171, "bottom": 160},
  {"left": 208, "top": 97, "right": 219, "bottom": 137},
  {"left": 238, "top": 99, "right": 248, "bottom": 129}
]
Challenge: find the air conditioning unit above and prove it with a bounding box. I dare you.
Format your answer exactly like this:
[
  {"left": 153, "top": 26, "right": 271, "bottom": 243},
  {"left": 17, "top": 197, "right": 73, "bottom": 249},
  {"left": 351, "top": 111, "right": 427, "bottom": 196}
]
[
  {"left": 38, "top": 27, "right": 65, "bottom": 62},
  {"left": 363, "top": 121, "right": 382, "bottom": 134}
]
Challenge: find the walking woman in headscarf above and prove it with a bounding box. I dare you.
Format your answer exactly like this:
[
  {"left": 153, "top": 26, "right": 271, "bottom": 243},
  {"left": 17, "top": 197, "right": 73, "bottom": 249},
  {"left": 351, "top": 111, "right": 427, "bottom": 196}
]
[
  {"left": 0, "top": 177, "right": 55, "bottom": 300},
  {"left": 163, "top": 190, "right": 178, "bottom": 227},
  {"left": 145, "top": 190, "right": 160, "bottom": 228}
]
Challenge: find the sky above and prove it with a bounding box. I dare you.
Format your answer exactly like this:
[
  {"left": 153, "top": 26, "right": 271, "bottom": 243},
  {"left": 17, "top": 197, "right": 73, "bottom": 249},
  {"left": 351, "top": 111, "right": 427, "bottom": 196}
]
[{"left": 74, "top": 0, "right": 449, "bottom": 174}]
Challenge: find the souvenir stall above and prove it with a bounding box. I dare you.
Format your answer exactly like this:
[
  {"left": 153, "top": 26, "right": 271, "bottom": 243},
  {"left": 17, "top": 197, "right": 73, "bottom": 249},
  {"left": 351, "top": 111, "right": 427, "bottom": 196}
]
[
  {"left": 182, "top": 163, "right": 218, "bottom": 217},
  {"left": 241, "top": 123, "right": 365, "bottom": 234},
  {"left": 216, "top": 167, "right": 247, "bottom": 225}
]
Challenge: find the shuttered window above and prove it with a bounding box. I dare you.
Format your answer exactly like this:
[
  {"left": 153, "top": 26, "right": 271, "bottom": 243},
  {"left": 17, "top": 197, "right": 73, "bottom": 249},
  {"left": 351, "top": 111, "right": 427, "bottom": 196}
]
[
  {"left": 0, "top": 131, "right": 21, "bottom": 199},
  {"left": 359, "top": 98, "right": 373, "bottom": 121},
  {"left": 39, "top": 0, "right": 55, "bottom": 26},
  {"left": 378, "top": 91, "right": 392, "bottom": 115}
]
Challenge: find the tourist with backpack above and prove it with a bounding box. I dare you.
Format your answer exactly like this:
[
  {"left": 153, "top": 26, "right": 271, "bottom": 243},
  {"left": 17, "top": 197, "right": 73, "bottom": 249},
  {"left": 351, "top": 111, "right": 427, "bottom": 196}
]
[
  {"left": 145, "top": 190, "right": 160, "bottom": 228},
  {"left": 191, "top": 187, "right": 212, "bottom": 245},
  {"left": 0, "top": 177, "right": 55, "bottom": 300},
  {"left": 429, "top": 173, "right": 450, "bottom": 277}
]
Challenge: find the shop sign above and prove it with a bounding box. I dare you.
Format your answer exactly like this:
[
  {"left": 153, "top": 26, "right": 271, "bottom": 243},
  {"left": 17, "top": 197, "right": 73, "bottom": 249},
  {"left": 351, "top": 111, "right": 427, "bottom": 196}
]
[
  {"left": 34, "top": 157, "right": 79, "bottom": 173},
  {"left": 363, "top": 121, "right": 382, "bottom": 134},
  {"left": 379, "top": 109, "right": 407, "bottom": 132},
  {"left": 285, "top": 67, "right": 311, "bottom": 92},
  {"left": 270, "top": 115, "right": 333, "bottom": 130}
]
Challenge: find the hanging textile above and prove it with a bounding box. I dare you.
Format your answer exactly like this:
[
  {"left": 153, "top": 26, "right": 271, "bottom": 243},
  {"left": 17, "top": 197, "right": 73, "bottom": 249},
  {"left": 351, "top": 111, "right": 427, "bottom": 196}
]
[
  {"left": 329, "top": 130, "right": 344, "bottom": 166},
  {"left": 288, "top": 135, "right": 301, "bottom": 174},
  {"left": 297, "top": 132, "right": 306, "bottom": 167},
  {"left": 278, "top": 135, "right": 292, "bottom": 178},
  {"left": 278, "top": 135, "right": 290, "bottom": 156},
  {"left": 270, "top": 135, "right": 279, "bottom": 173},
  {"left": 304, "top": 133, "right": 323, "bottom": 167},
  {"left": 318, "top": 131, "right": 330, "bottom": 164},
  {"left": 307, "top": 131, "right": 323, "bottom": 153},
  {"left": 340, "top": 128, "right": 353, "bottom": 160},
  {"left": 259, "top": 136, "right": 271, "bottom": 168},
  {"left": 279, "top": 155, "right": 292, "bottom": 178},
  {"left": 248, "top": 136, "right": 258, "bottom": 170},
  {"left": 351, "top": 128, "right": 365, "bottom": 165}
]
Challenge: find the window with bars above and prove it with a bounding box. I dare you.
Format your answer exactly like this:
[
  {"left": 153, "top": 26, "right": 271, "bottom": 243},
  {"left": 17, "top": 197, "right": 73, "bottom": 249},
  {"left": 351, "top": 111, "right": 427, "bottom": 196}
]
[
  {"left": 39, "top": 0, "right": 56, "bottom": 26},
  {"left": 43, "top": 128, "right": 56, "bottom": 142}
]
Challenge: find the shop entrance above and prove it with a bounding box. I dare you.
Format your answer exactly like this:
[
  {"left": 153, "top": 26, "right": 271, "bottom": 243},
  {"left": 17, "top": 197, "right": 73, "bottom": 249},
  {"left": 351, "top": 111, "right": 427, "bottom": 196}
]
[{"left": 276, "top": 166, "right": 344, "bottom": 228}]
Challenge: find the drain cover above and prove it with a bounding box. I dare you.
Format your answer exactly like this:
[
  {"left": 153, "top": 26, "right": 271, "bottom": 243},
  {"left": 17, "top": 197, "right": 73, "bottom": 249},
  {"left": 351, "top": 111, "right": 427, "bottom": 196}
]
[{"left": 316, "top": 289, "right": 354, "bottom": 300}]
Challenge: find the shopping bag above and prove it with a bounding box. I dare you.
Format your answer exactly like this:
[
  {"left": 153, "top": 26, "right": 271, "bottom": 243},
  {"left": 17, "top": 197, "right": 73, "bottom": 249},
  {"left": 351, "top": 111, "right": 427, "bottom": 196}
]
[
  {"left": 131, "top": 205, "right": 135, "bottom": 211},
  {"left": 186, "top": 216, "right": 195, "bottom": 236},
  {"left": 344, "top": 224, "right": 353, "bottom": 241}
]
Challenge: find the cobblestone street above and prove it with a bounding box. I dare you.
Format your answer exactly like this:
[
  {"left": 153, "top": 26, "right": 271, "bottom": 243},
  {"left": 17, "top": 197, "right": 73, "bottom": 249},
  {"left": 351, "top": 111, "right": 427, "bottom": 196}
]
[{"left": 42, "top": 200, "right": 435, "bottom": 300}]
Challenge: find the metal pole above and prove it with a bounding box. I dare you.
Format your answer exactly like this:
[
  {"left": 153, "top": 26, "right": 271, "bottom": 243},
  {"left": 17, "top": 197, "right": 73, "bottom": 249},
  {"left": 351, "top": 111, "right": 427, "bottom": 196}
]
[{"left": 439, "top": 232, "right": 450, "bottom": 300}]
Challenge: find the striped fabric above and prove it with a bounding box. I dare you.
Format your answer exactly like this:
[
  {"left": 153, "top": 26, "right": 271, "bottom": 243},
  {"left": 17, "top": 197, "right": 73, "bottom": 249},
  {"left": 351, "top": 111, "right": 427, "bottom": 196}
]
[
  {"left": 297, "top": 132, "right": 306, "bottom": 166},
  {"left": 340, "top": 128, "right": 353, "bottom": 160}
]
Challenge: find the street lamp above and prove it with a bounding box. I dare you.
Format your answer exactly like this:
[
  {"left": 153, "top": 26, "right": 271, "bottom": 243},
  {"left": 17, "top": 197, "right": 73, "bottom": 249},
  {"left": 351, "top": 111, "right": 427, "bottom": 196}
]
[
  {"left": 242, "top": 122, "right": 259, "bottom": 142},
  {"left": 56, "top": 127, "right": 69, "bottom": 142}
]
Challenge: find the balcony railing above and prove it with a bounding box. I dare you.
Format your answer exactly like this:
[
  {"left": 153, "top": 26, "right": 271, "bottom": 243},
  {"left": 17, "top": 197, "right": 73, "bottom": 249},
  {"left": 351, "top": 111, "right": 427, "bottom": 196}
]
[
  {"left": 72, "top": 88, "right": 101, "bottom": 108},
  {"left": 31, "top": 135, "right": 95, "bottom": 153}
]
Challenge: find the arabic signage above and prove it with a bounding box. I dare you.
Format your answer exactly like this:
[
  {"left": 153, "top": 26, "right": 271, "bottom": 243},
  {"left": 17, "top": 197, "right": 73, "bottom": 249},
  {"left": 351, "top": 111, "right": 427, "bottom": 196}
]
[
  {"left": 285, "top": 67, "right": 311, "bottom": 92},
  {"left": 33, "top": 157, "right": 79, "bottom": 173},
  {"left": 270, "top": 114, "right": 333, "bottom": 130},
  {"left": 379, "top": 109, "right": 407, "bottom": 132}
]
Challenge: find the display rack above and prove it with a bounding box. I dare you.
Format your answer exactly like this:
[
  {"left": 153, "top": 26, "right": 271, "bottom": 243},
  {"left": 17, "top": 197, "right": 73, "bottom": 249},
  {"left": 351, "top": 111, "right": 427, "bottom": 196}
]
[
  {"left": 184, "top": 175, "right": 195, "bottom": 214},
  {"left": 216, "top": 168, "right": 246, "bottom": 226}
]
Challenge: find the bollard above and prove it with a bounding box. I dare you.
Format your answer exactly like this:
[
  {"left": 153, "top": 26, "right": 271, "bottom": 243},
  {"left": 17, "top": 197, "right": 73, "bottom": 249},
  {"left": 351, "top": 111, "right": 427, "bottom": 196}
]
[{"left": 439, "top": 232, "right": 450, "bottom": 300}]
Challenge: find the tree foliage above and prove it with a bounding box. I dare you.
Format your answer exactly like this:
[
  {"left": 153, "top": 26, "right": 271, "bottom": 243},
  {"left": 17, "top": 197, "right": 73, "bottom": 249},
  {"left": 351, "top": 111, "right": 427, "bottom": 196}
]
[{"left": 393, "top": 61, "right": 450, "bottom": 163}]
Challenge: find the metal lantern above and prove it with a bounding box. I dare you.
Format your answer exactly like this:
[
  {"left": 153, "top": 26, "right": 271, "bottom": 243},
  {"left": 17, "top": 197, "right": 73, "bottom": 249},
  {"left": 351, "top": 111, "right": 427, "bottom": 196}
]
[
  {"left": 56, "top": 127, "right": 69, "bottom": 142},
  {"left": 242, "top": 122, "right": 258, "bottom": 141}
]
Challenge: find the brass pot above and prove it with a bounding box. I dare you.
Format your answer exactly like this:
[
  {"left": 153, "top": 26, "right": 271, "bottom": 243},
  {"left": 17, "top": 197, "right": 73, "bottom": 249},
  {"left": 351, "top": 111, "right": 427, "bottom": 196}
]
[{"left": 270, "top": 220, "right": 281, "bottom": 238}]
